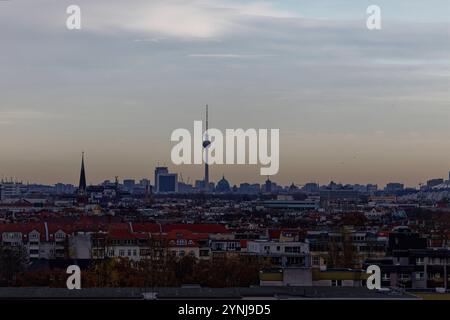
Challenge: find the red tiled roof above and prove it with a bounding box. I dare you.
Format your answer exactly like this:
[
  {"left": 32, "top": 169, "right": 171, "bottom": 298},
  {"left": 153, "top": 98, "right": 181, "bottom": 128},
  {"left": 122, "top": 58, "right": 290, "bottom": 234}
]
[
  {"left": 268, "top": 230, "right": 281, "bottom": 240},
  {"left": 131, "top": 223, "right": 162, "bottom": 233},
  {"left": 107, "top": 229, "right": 149, "bottom": 240},
  {"left": 163, "top": 224, "right": 229, "bottom": 234},
  {"left": 0, "top": 221, "right": 228, "bottom": 242}
]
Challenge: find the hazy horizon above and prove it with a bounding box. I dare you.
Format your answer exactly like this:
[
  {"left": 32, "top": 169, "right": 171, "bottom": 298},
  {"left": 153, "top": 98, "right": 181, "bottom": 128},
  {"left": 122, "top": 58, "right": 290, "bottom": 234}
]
[{"left": 1, "top": 0, "right": 450, "bottom": 187}]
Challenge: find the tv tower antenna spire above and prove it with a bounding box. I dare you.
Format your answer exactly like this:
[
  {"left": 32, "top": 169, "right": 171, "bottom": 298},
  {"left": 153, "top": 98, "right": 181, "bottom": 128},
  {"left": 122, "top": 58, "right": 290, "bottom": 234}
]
[
  {"left": 203, "top": 104, "right": 211, "bottom": 192},
  {"left": 206, "top": 104, "right": 209, "bottom": 131}
]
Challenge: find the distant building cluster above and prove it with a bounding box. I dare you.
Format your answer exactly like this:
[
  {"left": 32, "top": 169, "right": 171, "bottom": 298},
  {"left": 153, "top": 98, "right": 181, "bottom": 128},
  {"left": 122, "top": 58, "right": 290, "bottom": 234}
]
[{"left": 1, "top": 157, "right": 450, "bottom": 291}]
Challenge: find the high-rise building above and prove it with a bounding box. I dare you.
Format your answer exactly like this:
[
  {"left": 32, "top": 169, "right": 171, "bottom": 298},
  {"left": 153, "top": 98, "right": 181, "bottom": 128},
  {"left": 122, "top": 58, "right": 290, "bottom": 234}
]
[
  {"left": 265, "top": 177, "right": 273, "bottom": 193},
  {"left": 154, "top": 167, "right": 168, "bottom": 192},
  {"left": 123, "top": 179, "right": 136, "bottom": 191},
  {"left": 0, "top": 181, "right": 25, "bottom": 201},
  {"left": 427, "top": 179, "right": 444, "bottom": 189},
  {"left": 384, "top": 183, "right": 404, "bottom": 193},
  {"left": 303, "top": 183, "right": 319, "bottom": 193},
  {"left": 157, "top": 173, "right": 178, "bottom": 193}
]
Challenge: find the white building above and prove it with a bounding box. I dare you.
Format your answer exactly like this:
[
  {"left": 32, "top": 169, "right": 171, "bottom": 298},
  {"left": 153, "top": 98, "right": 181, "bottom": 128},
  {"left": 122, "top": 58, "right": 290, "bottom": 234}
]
[{"left": 246, "top": 240, "right": 310, "bottom": 267}]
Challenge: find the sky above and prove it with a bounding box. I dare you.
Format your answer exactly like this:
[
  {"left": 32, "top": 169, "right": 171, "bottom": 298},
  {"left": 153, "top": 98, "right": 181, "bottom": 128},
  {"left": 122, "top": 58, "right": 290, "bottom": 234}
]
[{"left": 0, "top": 0, "right": 450, "bottom": 187}]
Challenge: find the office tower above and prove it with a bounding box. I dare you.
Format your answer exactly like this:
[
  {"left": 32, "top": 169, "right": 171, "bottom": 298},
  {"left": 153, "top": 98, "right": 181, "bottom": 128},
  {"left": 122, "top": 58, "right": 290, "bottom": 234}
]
[
  {"left": 195, "top": 180, "right": 205, "bottom": 190},
  {"left": 265, "top": 177, "right": 273, "bottom": 193},
  {"left": 303, "top": 182, "right": 319, "bottom": 193},
  {"left": 427, "top": 179, "right": 444, "bottom": 189},
  {"left": 123, "top": 179, "right": 136, "bottom": 191},
  {"left": 157, "top": 173, "right": 178, "bottom": 193},
  {"left": 384, "top": 183, "right": 404, "bottom": 193},
  {"left": 154, "top": 167, "right": 168, "bottom": 193}
]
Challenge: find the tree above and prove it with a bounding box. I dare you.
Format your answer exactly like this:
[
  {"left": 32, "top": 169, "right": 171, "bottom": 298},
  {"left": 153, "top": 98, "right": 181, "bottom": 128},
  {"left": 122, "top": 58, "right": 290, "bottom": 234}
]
[{"left": 0, "top": 245, "right": 28, "bottom": 286}]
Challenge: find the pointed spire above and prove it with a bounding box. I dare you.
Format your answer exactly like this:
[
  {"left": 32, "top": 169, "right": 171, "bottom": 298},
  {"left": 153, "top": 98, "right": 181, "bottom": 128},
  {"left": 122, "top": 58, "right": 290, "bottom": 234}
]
[{"left": 78, "top": 152, "right": 86, "bottom": 193}]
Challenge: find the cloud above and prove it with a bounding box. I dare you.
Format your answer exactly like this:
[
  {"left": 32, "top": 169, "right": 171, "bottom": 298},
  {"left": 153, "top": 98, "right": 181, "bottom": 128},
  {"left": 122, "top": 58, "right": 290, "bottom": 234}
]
[
  {"left": 187, "top": 53, "right": 274, "bottom": 58},
  {"left": 1, "top": 0, "right": 450, "bottom": 185},
  {"left": 133, "top": 37, "right": 166, "bottom": 43},
  {"left": 209, "top": 1, "right": 297, "bottom": 18},
  {"left": 82, "top": 0, "right": 298, "bottom": 39},
  {"left": 0, "top": 109, "right": 59, "bottom": 124}
]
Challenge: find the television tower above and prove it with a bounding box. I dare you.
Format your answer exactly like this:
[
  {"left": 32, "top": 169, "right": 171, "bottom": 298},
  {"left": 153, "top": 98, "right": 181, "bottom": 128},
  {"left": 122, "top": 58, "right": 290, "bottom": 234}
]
[{"left": 202, "top": 104, "right": 211, "bottom": 191}]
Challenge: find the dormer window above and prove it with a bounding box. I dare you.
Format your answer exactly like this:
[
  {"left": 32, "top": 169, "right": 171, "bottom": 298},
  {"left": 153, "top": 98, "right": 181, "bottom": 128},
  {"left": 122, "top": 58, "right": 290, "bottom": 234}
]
[
  {"left": 55, "top": 232, "right": 66, "bottom": 240},
  {"left": 30, "top": 232, "right": 39, "bottom": 240}
]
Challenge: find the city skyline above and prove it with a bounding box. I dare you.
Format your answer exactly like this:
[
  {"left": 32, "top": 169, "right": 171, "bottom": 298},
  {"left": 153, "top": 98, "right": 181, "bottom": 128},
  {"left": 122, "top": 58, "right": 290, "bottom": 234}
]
[
  {"left": 1, "top": 152, "right": 449, "bottom": 189},
  {"left": 1, "top": 0, "right": 450, "bottom": 186}
]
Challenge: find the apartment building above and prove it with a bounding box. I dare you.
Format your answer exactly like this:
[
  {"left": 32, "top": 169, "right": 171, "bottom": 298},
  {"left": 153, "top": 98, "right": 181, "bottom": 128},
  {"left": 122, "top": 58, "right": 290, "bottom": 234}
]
[
  {"left": 307, "top": 230, "right": 387, "bottom": 269},
  {"left": 0, "top": 222, "right": 69, "bottom": 259},
  {"left": 365, "top": 249, "right": 450, "bottom": 290},
  {"left": 246, "top": 240, "right": 310, "bottom": 267}
]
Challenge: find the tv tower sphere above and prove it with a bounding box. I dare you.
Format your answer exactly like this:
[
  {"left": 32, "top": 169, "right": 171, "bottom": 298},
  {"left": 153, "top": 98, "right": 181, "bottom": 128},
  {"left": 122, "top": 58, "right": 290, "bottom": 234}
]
[{"left": 203, "top": 140, "right": 211, "bottom": 148}]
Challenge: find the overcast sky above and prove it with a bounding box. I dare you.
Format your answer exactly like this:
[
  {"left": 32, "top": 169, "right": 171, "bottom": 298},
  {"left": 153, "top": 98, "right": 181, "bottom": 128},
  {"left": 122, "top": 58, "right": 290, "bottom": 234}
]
[{"left": 1, "top": 0, "right": 449, "bottom": 187}]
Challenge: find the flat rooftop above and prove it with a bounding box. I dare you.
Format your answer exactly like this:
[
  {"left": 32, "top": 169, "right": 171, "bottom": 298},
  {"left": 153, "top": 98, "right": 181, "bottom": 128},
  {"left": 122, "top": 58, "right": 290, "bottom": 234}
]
[{"left": 0, "top": 287, "right": 420, "bottom": 300}]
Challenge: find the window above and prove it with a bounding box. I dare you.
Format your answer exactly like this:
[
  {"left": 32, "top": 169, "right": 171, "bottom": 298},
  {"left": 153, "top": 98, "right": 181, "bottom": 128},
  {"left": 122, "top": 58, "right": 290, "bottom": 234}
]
[
  {"left": 179, "top": 250, "right": 185, "bottom": 257},
  {"left": 30, "top": 232, "right": 39, "bottom": 240},
  {"left": 119, "top": 250, "right": 125, "bottom": 257},
  {"left": 285, "top": 246, "right": 301, "bottom": 253},
  {"left": 312, "top": 256, "right": 320, "bottom": 266},
  {"left": 416, "top": 257, "right": 424, "bottom": 265},
  {"left": 399, "top": 274, "right": 410, "bottom": 281},
  {"left": 127, "top": 250, "right": 131, "bottom": 256},
  {"left": 331, "top": 280, "right": 342, "bottom": 287},
  {"left": 133, "top": 249, "right": 137, "bottom": 256},
  {"left": 415, "top": 272, "right": 425, "bottom": 280},
  {"left": 55, "top": 232, "right": 65, "bottom": 240}
]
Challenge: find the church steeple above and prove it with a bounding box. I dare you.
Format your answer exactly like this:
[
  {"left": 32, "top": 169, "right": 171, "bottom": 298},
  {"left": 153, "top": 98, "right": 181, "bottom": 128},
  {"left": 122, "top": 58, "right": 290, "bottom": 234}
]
[{"left": 78, "top": 152, "right": 86, "bottom": 193}]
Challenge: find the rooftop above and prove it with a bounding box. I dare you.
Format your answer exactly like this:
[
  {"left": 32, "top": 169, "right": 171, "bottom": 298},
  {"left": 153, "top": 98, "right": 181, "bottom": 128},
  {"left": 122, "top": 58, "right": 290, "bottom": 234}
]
[{"left": 0, "top": 287, "right": 419, "bottom": 300}]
